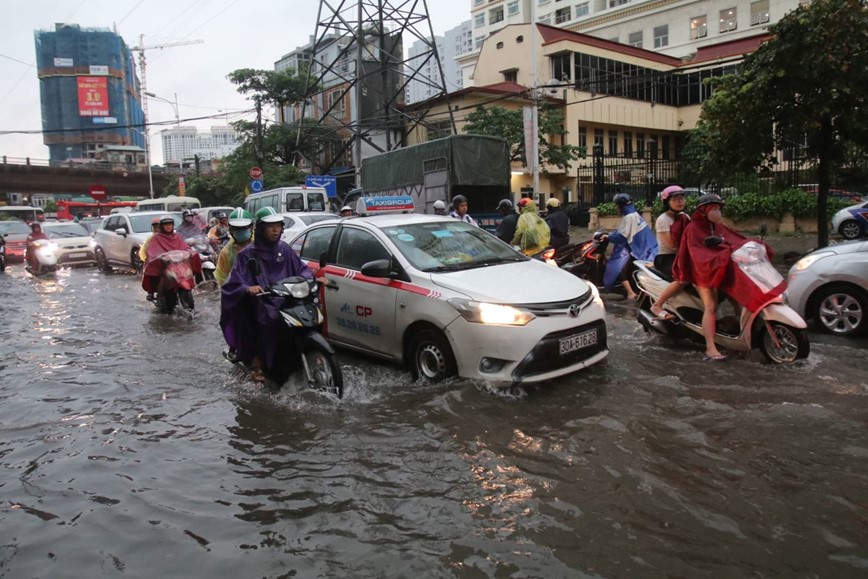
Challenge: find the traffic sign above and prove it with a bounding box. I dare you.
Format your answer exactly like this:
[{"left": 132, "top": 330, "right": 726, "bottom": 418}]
[
  {"left": 305, "top": 175, "right": 337, "bottom": 198},
  {"left": 89, "top": 184, "right": 107, "bottom": 201},
  {"left": 249, "top": 166, "right": 263, "bottom": 180},
  {"left": 250, "top": 179, "right": 263, "bottom": 193}
]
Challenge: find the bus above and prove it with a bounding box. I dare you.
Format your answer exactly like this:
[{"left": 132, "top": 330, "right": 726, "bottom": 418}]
[
  {"left": 134, "top": 195, "right": 201, "bottom": 212},
  {"left": 56, "top": 200, "right": 138, "bottom": 221},
  {"left": 0, "top": 205, "right": 45, "bottom": 223}
]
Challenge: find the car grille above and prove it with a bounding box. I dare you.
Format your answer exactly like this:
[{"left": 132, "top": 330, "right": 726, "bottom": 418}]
[
  {"left": 512, "top": 319, "right": 607, "bottom": 380},
  {"left": 512, "top": 287, "right": 594, "bottom": 317}
]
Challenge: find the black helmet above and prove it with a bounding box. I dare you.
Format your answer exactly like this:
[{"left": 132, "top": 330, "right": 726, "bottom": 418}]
[
  {"left": 182, "top": 208, "right": 194, "bottom": 218},
  {"left": 451, "top": 194, "right": 468, "bottom": 209},
  {"left": 497, "top": 199, "right": 513, "bottom": 211},
  {"left": 612, "top": 193, "right": 632, "bottom": 206},
  {"left": 697, "top": 193, "right": 724, "bottom": 208}
]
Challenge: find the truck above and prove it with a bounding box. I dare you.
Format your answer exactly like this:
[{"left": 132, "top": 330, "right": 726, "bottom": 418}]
[{"left": 348, "top": 135, "right": 512, "bottom": 223}]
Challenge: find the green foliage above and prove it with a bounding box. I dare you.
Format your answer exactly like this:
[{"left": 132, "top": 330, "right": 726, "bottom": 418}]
[
  {"left": 595, "top": 202, "right": 617, "bottom": 217},
  {"left": 463, "top": 103, "right": 585, "bottom": 172},
  {"left": 43, "top": 200, "right": 57, "bottom": 213}
]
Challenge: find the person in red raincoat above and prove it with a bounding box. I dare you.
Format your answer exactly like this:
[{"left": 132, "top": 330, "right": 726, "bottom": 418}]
[
  {"left": 672, "top": 194, "right": 783, "bottom": 361},
  {"left": 142, "top": 215, "right": 197, "bottom": 297}
]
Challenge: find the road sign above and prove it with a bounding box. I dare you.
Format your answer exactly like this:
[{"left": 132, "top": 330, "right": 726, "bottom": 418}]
[
  {"left": 89, "top": 184, "right": 107, "bottom": 201},
  {"left": 178, "top": 175, "right": 186, "bottom": 196},
  {"left": 250, "top": 179, "right": 263, "bottom": 193},
  {"left": 305, "top": 175, "right": 337, "bottom": 198},
  {"left": 249, "top": 166, "right": 263, "bottom": 180}
]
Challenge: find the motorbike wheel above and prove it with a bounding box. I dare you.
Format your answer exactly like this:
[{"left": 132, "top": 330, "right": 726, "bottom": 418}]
[
  {"left": 95, "top": 247, "right": 112, "bottom": 273},
  {"left": 159, "top": 291, "right": 178, "bottom": 314},
  {"left": 131, "top": 249, "right": 144, "bottom": 274},
  {"left": 0, "top": 257, "right": 5, "bottom": 273},
  {"left": 409, "top": 328, "right": 457, "bottom": 383},
  {"left": 304, "top": 342, "right": 343, "bottom": 399},
  {"left": 178, "top": 289, "right": 195, "bottom": 312},
  {"left": 759, "top": 322, "right": 810, "bottom": 364}
]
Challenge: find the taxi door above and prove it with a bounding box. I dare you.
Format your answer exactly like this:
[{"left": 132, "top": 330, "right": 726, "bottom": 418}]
[{"left": 323, "top": 227, "right": 398, "bottom": 357}]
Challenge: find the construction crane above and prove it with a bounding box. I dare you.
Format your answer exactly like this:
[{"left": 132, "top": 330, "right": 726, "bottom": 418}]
[{"left": 131, "top": 36, "right": 203, "bottom": 126}]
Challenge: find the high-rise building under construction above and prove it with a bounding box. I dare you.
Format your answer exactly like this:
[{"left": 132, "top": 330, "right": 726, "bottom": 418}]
[{"left": 35, "top": 23, "right": 145, "bottom": 162}]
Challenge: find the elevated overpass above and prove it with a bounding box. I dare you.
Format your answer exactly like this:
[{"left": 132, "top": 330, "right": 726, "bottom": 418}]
[{"left": 0, "top": 156, "right": 170, "bottom": 198}]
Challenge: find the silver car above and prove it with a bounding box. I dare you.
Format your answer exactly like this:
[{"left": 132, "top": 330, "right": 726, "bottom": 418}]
[
  {"left": 786, "top": 240, "right": 868, "bottom": 336},
  {"left": 42, "top": 222, "right": 96, "bottom": 267},
  {"left": 93, "top": 211, "right": 181, "bottom": 272}
]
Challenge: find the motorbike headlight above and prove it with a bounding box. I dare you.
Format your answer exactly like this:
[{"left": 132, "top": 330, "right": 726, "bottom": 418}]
[
  {"left": 448, "top": 298, "right": 535, "bottom": 326},
  {"left": 791, "top": 251, "right": 833, "bottom": 273},
  {"left": 284, "top": 281, "right": 311, "bottom": 298}
]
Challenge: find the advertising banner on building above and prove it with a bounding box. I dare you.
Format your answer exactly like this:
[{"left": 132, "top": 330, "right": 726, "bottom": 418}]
[
  {"left": 54, "top": 57, "right": 74, "bottom": 67},
  {"left": 77, "top": 76, "right": 110, "bottom": 117},
  {"left": 522, "top": 106, "right": 538, "bottom": 176},
  {"left": 89, "top": 65, "right": 109, "bottom": 75}
]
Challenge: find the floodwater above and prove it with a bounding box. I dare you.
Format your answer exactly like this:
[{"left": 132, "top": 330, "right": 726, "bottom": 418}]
[{"left": 1, "top": 266, "right": 867, "bottom": 578}]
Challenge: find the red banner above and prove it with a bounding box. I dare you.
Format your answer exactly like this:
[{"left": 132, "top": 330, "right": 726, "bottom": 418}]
[{"left": 77, "top": 76, "right": 109, "bottom": 117}]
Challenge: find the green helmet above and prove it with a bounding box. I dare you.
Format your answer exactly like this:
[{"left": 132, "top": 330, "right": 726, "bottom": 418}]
[
  {"left": 255, "top": 206, "right": 284, "bottom": 224},
  {"left": 228, "top": 207, "right": 253, "bottom": 227}
]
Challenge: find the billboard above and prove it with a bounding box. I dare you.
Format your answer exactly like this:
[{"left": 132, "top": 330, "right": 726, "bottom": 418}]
[{"left": 77, "top": 76, "right": 109, "bottom": 117}]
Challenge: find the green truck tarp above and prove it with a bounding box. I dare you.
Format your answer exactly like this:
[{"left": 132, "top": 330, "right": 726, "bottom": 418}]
[{"left": 360, "top": 135, "right": 510, "bottom": 192}]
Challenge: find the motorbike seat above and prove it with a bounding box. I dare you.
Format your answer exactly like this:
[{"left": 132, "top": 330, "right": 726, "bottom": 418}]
[{"left": 647, "top": 266, "right": 672, "bottom": 282}]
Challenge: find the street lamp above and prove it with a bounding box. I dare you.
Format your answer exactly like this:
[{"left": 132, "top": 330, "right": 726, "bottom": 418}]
[
  {"left": 144, "top": 91, "right": 180, "bottom": 128},
  {"left": 132, "top": 127, "right": 154, "bottom": 198}
]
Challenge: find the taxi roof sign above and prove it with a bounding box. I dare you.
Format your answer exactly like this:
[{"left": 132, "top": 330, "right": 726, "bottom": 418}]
[{"left": 356, "top": 195, "right": 415, "bottom": 216}]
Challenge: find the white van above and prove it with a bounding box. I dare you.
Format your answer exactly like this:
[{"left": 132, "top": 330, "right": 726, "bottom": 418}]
[
  {"left": 244, "top": 187, "right": 329, "bottom": 215},
  {"left": 134, "top": 195, "right": 201, "bottom": 212}
]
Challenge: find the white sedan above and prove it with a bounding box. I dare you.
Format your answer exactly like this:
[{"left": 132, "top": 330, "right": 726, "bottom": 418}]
[
  {"left": 281, "top": 213, "right": 339, "bottom": 243},
  {"left": 42, "top": 222, "right": 96, "bottom": 267},
  {"left": 288, "top": 196, "right": 608, "bottom": 386}
]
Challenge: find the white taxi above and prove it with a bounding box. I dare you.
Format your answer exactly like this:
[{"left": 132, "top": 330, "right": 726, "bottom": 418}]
[{"left": 289, "top": 196, "right": 608, "bottom": 386}]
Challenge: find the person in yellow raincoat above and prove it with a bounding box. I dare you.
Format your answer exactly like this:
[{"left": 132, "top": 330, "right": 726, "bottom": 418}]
[
  {"left": 215, "top": 208, "right": 254, "bottom": 287},
  {"left": 511, "top": 198, "right": 550, "bottom": 255}
]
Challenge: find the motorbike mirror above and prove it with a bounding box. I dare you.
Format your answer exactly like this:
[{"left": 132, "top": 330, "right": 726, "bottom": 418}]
[
  {"left": 247, "top": 257, "right": 260, "bottom": 276},
  {"left": 319, "top": 251, "right": 327, "bottom": 269},
  {"left": 703, "top": 235, "right": 724, "bottom": 247},
  {"left": 759, "top": 223, "right": 768, "bottom": 239}
]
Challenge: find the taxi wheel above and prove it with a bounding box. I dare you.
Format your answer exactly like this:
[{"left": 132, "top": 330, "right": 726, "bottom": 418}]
[
  {"left": 839, "top": 219, "right": 863, "bottom": 240},
  {"left": 409, "top": 329, "right": 457, "bottom": 382}
]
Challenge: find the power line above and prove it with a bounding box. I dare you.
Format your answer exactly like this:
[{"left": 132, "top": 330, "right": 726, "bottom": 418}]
[{"left": 0, "top": 109, "right": 254, "bottom": 136}]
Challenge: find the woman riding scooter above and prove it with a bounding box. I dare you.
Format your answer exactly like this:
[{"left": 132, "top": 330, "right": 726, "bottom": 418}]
[{"left": 602, "top": 193, "right": 657, "bottom": 300}]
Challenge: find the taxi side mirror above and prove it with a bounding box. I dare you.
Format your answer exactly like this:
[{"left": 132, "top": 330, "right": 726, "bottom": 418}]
[
  {"left": 360, "top": 258, "right": 393, "bottom": 278},
  {"left": 319, "top": 251, "right": 327, "bottom": 269}
]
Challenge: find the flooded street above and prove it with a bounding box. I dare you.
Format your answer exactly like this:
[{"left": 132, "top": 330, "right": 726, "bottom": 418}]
[{"left": 2, "top": 265, "right": 867, "bottom": 577}]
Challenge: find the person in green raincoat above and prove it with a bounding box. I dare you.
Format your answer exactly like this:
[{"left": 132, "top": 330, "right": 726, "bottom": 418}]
[{"left": 511, "top": 198, "right": 550, "bottom": 255}]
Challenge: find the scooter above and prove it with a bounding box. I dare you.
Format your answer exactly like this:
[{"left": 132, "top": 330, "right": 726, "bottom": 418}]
[
  {"left": 225, "top": 274, "right": 343, "bottom": 398},
  {"left": 634, "top": 241, "right": 810, "bottom": 364},
  {"left": 184, "top": 235, "right": 217, "bottom": 285},
  {"left": 25, "top": 239, "right": 58, "bottom": 276},
  {"left": 142, "top": 250, "right": 201, "bottom": 315},
  {"left": 560, "top": 231, "right": 610, "bottom": 287}
]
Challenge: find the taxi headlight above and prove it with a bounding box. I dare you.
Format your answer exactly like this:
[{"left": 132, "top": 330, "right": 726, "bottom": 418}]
[
  {"left": 285, "top": 281, "right": 310, "bottom": 298},
  {"left": 448, "top": 298, "right": 535, "bottom": 326},
  {"left": 588, "top": 282, "right": 604, "bottom": 307},
  {"left": 791, "top": 251, "right": 833, "bottom": 273}
]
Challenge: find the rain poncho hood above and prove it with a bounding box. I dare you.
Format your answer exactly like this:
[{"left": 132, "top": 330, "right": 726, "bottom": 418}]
[
  {"left": 511, "top": 200, "right": 550, "bottom": 255},
  {"left": 220, "top": 231, "right": 313, "bottom": 372},
  {"left": 603, "top": 203, "right": 658, "bottom": 291},
  {"left": 146, "top": 231, "right": 189, "bottom": 262},
  {"left": 673, "top": 205, "right": 784, "bottom": 312}
]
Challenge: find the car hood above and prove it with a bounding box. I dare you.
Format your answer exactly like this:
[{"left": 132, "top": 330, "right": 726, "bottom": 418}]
[
  {"left": 819, "top": 239, "right": 868, "bottom": 256},
  {"left": 51, "top": 236, "right": 93, "bottom": 248},
  {"left": 429, "top": 260, "right": 590, "bottom": 304}
]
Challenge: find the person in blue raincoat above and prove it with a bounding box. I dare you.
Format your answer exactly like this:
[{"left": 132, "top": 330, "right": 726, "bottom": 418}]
[{"left": 603, "top": 193, "right": 657, "bottom": 300}]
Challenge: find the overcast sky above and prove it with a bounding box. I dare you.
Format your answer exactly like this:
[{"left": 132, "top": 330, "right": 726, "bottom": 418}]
[{"left": 0, "top": 0, "right": 472, "bottom": 164}]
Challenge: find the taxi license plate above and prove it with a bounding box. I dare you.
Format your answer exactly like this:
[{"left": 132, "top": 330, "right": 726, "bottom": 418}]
[
  {"left": 559, "top": 329, "right": 597, "bottom": 355},
  {"left": 69, "top": 252, "right": 87, "bottom": 259}
]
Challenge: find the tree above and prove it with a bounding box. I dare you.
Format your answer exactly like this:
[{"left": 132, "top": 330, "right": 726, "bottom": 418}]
[
  {"left": 463, "top": 103, "right": 585, "bottom": 173},
  {"left": 697, "top": 0, "right": 868, "bottom": 247}
]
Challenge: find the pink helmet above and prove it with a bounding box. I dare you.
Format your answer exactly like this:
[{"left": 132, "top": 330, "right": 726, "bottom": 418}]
[{"left": 660, "top": 185, "right": 685, "bottom": 201}]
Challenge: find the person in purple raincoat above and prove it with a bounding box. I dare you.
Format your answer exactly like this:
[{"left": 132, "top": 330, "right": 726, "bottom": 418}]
[{"left": 220, "top": 207, "right": 313, "bottom": 383}]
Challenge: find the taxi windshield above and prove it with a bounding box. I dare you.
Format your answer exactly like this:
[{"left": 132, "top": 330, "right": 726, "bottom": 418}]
[{"left": 384, "top": 221, "right": 527, "bottom": 272}]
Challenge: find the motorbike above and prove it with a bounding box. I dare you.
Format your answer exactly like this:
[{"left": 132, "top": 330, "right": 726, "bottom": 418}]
[
  {"left": 184, "top": 235, "right": 218, "bottom": 285},
  {"left": 25, "top": 239, "right": 58, "bottom": 276},
  {"left": 0, "top": 236, "right": 6, "bottom": 273},
  {"left": 634, "top": 240, "right": 810, "bottom": 364},
  {"left": 225, "top": 274, "right": 343, "bottom": 398},
  {"left": 142, "top": 250, "right": 202, "bottom": 315},
  {"left": 558, "top": 231, "right": 610, "bottom": 288}
]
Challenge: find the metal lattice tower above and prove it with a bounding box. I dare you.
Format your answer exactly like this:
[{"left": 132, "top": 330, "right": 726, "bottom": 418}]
[{"left": 302, "top": 0, "right": 454, "bottom": 174}]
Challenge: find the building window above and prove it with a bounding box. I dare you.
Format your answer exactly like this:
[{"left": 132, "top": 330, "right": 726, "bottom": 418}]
[
  {"left": 328, "top": 91, "right": 345, "bottom": 116},
  {"left": 474, "top": 0, "right": 484, "bottom": 5},
  {"left": 720, "top": 7, "right": 737, "bottom": 33},
  {"left": 508, "top": 1, "right": 520, "bottom": 16},
  {"left": 575, "top": 2, "right": 589, "bottom": 17},
  {"left": 623, "top": 131, "right": 633, "bottom": 157},
  {"left": 608, "top": 130, "right": 618, "bottom": 156},
  {"left": 490, "top": 7, "right": 504, "bottom": 24},
  {"left": 653, "top": 25, "right": 668, "bottom": 48},
  {"left": 475, "top": 36, "right": 485, "bottom": 50},
  {"left": 661, "top": 135, "right": 671, "bottom": 160},
  {"left": 555, "top": 7, "right": 571, "bottom": 24},
  {"left": 538, "top": 0, "right": 550, "bottom": 5},
  {"left": 751, "top": 0, "right": 769, "bottom": 25},
  {"left": 636, "top": 133, "right": 645, "bottom": 157},
  {"left": 578, "top": 125, "right": 587, "bottom": 149},
  {"left": 474, "top": 13, "right": 485, "bottom": 27},
  {"left": 503, "top": 69, "right": 517, "bottom": 83},
  {"left": 551, "top": 53, "right": 571, "bottom": 82},
  {"left": 609, "top": 0, "right": 630, "bottom": 7},
  {"left": 690, "top": 15, "right": 708, "bottom": 39},
  {"left": 538, "top": 13, "right": 551, "bottom": 25},
  {"left": 593, "top": 128, "right": 604, "bottom": 147},
  {"left": 516, "top": 35, "right": 524, "bottom": 43},
  {"left": 496, "top": 41, "right": 504, "bottom": 49},
  {"left": 628, "top": 31, "right": 643, "bottom": 48}
]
